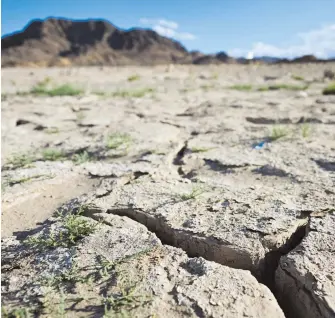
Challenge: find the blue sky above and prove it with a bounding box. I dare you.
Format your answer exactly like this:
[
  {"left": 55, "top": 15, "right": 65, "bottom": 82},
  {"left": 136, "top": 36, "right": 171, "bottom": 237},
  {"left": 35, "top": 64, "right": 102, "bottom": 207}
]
[{"left": 2, "top": 0, "right": 335, "bottom": 58}]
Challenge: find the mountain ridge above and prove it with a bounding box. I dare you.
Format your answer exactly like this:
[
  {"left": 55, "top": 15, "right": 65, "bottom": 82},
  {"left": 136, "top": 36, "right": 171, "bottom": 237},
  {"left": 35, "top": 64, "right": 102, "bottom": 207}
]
[{"left": 2, "top": 17, "right": 333, "bottom": 67}]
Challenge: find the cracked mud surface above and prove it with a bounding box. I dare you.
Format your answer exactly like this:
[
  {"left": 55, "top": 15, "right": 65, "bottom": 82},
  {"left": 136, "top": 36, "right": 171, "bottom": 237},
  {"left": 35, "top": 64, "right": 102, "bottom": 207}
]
[{"left": 2, "top": 64, "right": 335, "bottom": 317}]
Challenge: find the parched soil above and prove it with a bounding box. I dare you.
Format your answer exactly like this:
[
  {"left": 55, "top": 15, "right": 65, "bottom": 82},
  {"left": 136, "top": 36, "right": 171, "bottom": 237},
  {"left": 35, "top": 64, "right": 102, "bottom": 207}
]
[{"left": 1, "top": 64, "right": 335, "bottom": 318}]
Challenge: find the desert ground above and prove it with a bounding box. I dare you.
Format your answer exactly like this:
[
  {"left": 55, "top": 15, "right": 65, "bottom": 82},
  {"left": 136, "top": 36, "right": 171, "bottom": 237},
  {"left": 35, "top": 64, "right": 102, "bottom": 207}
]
[{"left": 1, "top": 64, "right": 335, "bottom": 317}]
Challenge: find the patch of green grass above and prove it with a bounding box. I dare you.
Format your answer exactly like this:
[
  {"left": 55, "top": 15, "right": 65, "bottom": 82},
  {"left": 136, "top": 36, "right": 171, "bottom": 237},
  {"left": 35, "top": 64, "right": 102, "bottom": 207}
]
[
  {"left": 41, "top": 261, "right": 87, "bottom": 290},
  {"left": 25, "top": 206, "right": 98, "bottom": 249},
  {"left": 200, "top": 84, "right": 215, "bottom": 91},
  {"left": 179, "top": 184, "right": 207, "bottom": 201},
  {"left": 93, "top": 91, "right": 108, "bottom": 97},
  {"left": 257, "top": 86, "right": 270, "bottom": 92},
  {"left": 6, "top": 153, "right": 35, "bottom": 169},
  {"left": 31, "top": 84, "right": 83, "bottom": 97},
  {"left": 106, "top": 133, "right": 132, "bottom": 150},
  {"left": 2, "top": 306, "right": 32, "bottom": 318},
  {"left": 322, "top": 82, "right": 335, "bottom": 95},
  {"left": 291, "top": 74, "right": 304, "bottom": 81},
  {"left": 190, "top": 147, "right": 214, "bottom": 153},
  {"left": 112, "top": 88, "right": 154, "bottom": 98},
  {"left": 2, "top": 93, "right": 8, "bottom": 101},
  {"left": 301, "top": 123, "right": 311, "bottom": 138},
  {"left": 267, "top": 83, "right": 308, "bottom": 91},
  {"left": 229, "top": 84, "right": 253, "bottom": 91},
  {"left": 103, "top": 286, "right": 152, "bottom": 318},
  {"left": 71, "top": 151, "right": 93, "bottom": 165},
  {"left": 42, "top": 148, "right": 65, "bottom": 161},
  {"left": 45, "top": 127, "right": 59, "bottom": 134},
  {"left": 127, "top": 75, "right": 140, "bottom": 82},
  {"left": 6, "top": 174, "right": 52, "bottom": 187},
  {"left": 269, "top": 126, "right": 290, "bottom": 141}
]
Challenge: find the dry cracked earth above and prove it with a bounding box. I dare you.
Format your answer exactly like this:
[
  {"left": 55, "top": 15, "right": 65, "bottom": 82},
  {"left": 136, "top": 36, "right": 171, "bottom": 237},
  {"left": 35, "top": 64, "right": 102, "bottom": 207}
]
[{"left": 1, "top": 64, "right": 335, "bottom": 318}]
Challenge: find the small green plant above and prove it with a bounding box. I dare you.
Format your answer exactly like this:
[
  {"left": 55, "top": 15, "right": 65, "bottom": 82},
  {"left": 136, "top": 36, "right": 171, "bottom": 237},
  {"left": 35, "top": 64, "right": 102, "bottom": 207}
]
[
  {"left": 25, "top": 206, "right": 98, "bottom": 249},
  {"left": 42, "top": 148, "right": 65, "bottom": 161},
  {"left": 268, "top": 83, "right": 308, "bottom": 91},
  {"left": 322, "top": 82, "right": 335, "bottom": 95},
  {"left": 301, "top": 123, "right": 311, "bottom": 138},
  {"left": 31, "top": 84, "right": 83, "bottom": 97},
  {"left": 6, "top": 153, "right": 35, "bottom": 169},
  {"left": 72, "top": 151, "right": 92, "bottom": 165},
  {"left": 45, "top": 127, "right": 59, "bottom": 134},
  {"left": 6, "top": 174, "right": 52, "bottom": 187},
  {"left": 112, "top": 88, "right": 154, "bottom": 98},
  {"left": 62, "top": 213, "right": 98, "bottom": 245},
  {"left": 106, "top": 133, "right": 132, "bottom": 150},
  {"left": 41, "top": 261, "right": 86, "bottom": 291},
  {"left": 93, "top": 91, "right": 108, "bottom": 97},
  {"left": 200, "top": 84, "right": 215, "bottom": 91},
  {"left": 95, "top": 255, "right": 116, "bottom": 278},
  {"left": 229, "top": 84, "right": 253, "bottom": 91},
  {"left": 37, "top": 77, "right": 52, "bottom": 87},
  {"left": 2, "top": 306, "right": 32, "bottom": 318},
  {"left": 103, "top": 286, "right": 151, "bottom": 317},
  {"left": 291, "top": 74, "right": 304, "bottom": 81},
  {"left": 127, "top": 75, "right": 140, "bottom": 82},
  {"left": 2, "top": 93, "right": 8, "bottom": 101},
  {"left": 257, "top": 86, "right": 270, "bottom": 92},
  {"left": 269, "top": 126, "right": 290, "bottom": 141},
  {"left": 190, "top": 147, "right": 213, "bottom": 153},
  {"left": 179, "top": 184, "right": 207, "bottom": 201}
]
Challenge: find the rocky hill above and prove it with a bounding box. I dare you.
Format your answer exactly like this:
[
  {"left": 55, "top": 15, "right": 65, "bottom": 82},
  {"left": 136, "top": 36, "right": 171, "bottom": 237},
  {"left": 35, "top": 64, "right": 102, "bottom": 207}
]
[
  {"left": 2, "top": 17, "right": 333, "bottom": 67},
  {"left": 1, "top": 17, "right": 198, "bottom": 67}
]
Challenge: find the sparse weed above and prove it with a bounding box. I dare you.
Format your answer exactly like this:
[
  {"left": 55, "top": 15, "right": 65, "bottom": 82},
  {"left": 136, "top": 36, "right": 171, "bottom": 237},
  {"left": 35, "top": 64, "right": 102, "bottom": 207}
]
[
  {"left": 25, "top": 206, "right": 98, "bottom": 249},
  {"left": 6, "top": 153, "right": 34, "bottom": 169},
  {"left": 41, "top": 261, "right": 86, "bottom": 290},
  {"left": 95, "top": 255, "right": 116, "bottom": 278},
  {"left": 31, "top": 84, "right": 83, "bottom": 97},
  {"left": 72, "top": 151, "right": 92, "bottom": 165},
  {"left": 190, "top": 147, "right": 213, "bottom": 153},
  {"left": 42, "top": 148, "right": 65, "bottom": 161},
  {"left": 93, "top": 91, "right": 108, "bottom": 97},
  {"left": 112, "top": 88, "right": 154, "bottom": 98},
  {"left": 179, "top": 184, "right": 207, "bottom": 201},
  {"left": 6, "top": 174, "right": 52, "bottom": 187},
  {"left": 103, "top": 286, "right": 151, "bottom": 317},
  {"left": 62, "top": 213, "right": 98, "bottom": 245},
  {"left": 291, "top": 74, "right": 304, "bottom": 81},
  {"left": 127, "top": 75, "right": 140, "bottom": 82},
  {"left": 106, "top": 133, "right": 132, "bottom": 150},
  {"left": 269, "top": 126, "right": 290, "bottom": 141},
  {"left": 45, "top": 127, "right": 59, "bottom": 134},
  {"left": 322, "top": 82, "right": 335, "bottom": 95},
  {"left": 1, "top": 306, "right": 32, "bottom": 318},
  {"left": 301, "top": 123, "right": 311, "bottom": 138},
  {"left": 257, "top": 86, "right": 270, "bottom": 92},
  {"left": 267, "top": 83, "right": 308, "bottom": 91},
  {"left": 200, "top": 84, "right": 215, "bottom": 91},
  {"left": 229, "top": 84, "right": 253, "bottom": 91}
]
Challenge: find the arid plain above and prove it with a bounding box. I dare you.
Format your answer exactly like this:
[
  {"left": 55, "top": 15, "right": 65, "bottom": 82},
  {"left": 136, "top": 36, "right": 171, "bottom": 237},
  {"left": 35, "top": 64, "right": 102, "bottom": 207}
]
[{"left": 2, "top": 63, "right": 335, "bottom": 317}]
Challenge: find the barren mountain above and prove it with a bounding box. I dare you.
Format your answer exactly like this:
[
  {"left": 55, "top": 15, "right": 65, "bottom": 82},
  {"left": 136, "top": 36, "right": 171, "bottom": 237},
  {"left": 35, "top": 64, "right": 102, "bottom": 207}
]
[
  {"left": 2, "top": 17, "right": 333, "bottom": 67},
  {"left": 1, "top": 17, "right": 198, "bottom": 67}
]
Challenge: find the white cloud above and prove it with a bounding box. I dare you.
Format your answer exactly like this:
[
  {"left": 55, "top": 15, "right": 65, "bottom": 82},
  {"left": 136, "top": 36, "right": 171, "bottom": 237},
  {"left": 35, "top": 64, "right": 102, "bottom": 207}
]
[
  {"left": 228, "top": 24, "right": 335, "bottom": 59},
  {"left": 139, "top": 18, "right": 196, "bottom": 40}
]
